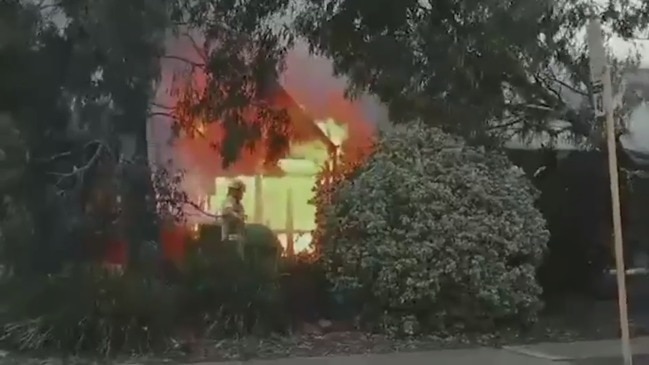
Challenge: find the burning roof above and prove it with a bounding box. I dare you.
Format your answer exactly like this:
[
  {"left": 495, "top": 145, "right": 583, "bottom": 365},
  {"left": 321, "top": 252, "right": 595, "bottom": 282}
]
[{"left": 149, "top": 38, "right": 376, "bottom": 182}]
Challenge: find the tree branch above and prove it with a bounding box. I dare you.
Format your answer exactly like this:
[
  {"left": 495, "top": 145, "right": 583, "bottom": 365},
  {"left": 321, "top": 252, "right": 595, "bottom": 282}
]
[
  {"left": 149, "top": 111, "right": 175, "bottom": 119},
  {"left": 35, "top": 151, "right": 71, "bottom": 163},
  {"left": 182, "top": 32, "right": 208, "bottom": 63},
  {"left": 185, "top": 200, "right": 220, "bottom": 218},
  {"left": 523, "top": 103, "right": 555, "bottom": 112},
  {"left": 148, "top": 112, "right": 209, "bottom": 139},
  {"left": 487, "top": 118, "right": 523, "bottom": 131},
  {"left": 49, "top": 140, "right": 112, "bottom": 186},
  {"left": 151, "top": 102, "right": 175, "bottom": 110},
  {"left": 156, "top": 196, "right": 221, "bottom": 218},
  {"left": 37, "top": 0, "right": 61, "bottom": 10},
  {"left": 161, "top": 55, "right": 205, "bottom": 69},
  {"left": 550, "top": 74, "right": 588, "bottom": 97}
]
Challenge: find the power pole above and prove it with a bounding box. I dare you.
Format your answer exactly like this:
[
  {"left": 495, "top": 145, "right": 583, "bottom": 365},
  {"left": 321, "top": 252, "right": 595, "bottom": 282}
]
[{"left": 587, "top": 18, "right": 633, "bottom": 365}]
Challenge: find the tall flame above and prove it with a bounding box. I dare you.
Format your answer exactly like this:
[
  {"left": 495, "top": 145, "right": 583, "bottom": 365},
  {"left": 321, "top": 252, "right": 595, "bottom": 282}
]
[
  {"left": 158, "top": 38, "right": 375, "bottom": 177},
  {"left": 154, "top": 36, "right": 377, "bottom": 256}
]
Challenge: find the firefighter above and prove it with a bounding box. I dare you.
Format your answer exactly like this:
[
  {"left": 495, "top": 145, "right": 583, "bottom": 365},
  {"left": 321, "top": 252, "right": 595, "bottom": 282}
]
[{"left": 220, "top": 179, "right": 246, "bottom": 257}]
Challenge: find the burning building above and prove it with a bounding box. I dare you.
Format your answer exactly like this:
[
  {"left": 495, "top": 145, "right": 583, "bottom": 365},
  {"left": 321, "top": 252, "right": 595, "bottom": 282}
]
[{"left": 148, "top": 39, "right": 377, "bottom": 256}]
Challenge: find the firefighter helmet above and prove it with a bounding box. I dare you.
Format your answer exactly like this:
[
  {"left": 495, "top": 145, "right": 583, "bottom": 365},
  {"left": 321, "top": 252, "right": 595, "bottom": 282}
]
[{"left": 228, "top": 178, "right": 246, "bottom": 192}]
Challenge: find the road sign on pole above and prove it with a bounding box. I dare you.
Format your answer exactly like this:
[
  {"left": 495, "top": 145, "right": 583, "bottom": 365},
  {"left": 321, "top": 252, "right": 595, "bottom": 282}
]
[
  {"left": 587, "top": 19, "right": 607, "bottom": 119},
  {"left": 587, "top": 18, "right": 633, "bottom": 365}
]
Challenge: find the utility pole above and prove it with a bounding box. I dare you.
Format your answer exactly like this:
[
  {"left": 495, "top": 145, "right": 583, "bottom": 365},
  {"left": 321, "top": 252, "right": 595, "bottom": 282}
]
[{"left": 587, "top": 18, "right": 633, "bottom": 365}]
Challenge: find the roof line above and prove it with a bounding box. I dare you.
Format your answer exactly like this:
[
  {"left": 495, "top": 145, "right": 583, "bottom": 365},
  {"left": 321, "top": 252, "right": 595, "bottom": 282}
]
[{"left": 267, "top": 80, "right": 337, "bottom": 152}]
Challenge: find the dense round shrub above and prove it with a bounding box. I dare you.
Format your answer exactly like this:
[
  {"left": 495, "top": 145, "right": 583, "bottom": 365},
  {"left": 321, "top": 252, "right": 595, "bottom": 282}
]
[
  {"left": 180, "top": 223, "right": 287, "bottom": 337},
  {"left": 321, "top": 122, "right": 549, "bottom": 333},
  {"left": 192, "top": 223, "right": 282, "bottom": 273},
  {"left": 244, "top": 223, "right": 283, "bottom": 272},
  {"left": 279, "top": 254, "right": 331, "bottom": 324}
]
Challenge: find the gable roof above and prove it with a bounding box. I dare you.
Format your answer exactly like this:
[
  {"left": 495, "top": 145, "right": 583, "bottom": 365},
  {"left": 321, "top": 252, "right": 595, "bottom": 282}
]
[{"left": 262, "top": 79, "right": 337, "bottom": 153}]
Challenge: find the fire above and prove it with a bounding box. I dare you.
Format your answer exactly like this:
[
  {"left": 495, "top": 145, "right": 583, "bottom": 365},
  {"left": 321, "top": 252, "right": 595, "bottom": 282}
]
[
  {"left": 155, "top": 36, "right": 375, "bottom": 258},
  {"left": 190, "top": 223, "right": 200, "bottom": 240}
]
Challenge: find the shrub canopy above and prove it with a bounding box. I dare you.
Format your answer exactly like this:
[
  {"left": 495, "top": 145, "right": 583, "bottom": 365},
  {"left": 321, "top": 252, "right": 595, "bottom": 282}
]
[{"left": 321, "top": 122, "right": 549, "bottom": 333}]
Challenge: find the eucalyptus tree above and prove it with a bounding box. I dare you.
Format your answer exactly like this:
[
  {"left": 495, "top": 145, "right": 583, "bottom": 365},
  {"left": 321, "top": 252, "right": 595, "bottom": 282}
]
[{"left": 296, "top": 0, "right": 649, "bottom": 145}]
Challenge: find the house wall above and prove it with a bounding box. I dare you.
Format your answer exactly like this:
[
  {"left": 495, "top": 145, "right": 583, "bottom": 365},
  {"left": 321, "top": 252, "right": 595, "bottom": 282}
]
[
  {"left": 207, "top": 173, "right": 317, "bottom": 253},
  {"left": 506, "top": 148, "right": 649, "bottom": 295},
  {"left": 195, "top": 118, "right": 341, "bottom": 254}
]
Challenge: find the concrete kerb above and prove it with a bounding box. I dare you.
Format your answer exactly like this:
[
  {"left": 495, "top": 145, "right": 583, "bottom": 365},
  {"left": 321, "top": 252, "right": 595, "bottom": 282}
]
[
  {"left": 501, "top": 337, "right": 649, "bottom": 362},
  {"left": 501, "top": 345, "right": 572, "bottom": 362},
  {"left": 182, "top": 348, "right": 565, "bottom": 365}
]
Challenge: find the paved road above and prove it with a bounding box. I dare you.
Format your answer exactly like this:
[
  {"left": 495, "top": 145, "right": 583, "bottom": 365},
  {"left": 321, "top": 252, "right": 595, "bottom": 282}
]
[
  {"left": 188, "top": 348, "right": 564, "bottom": 365},
  {"left": 572, "top": 355, "right": 649, "bottom": 364},
  {"left": 0, "top": 339, "right": 645, "bottom": 365},
  {"left": 186, "top": 337, "right": 649, "bottom": 365},
  {"left": 2, "top": 334, "right": 644, "bottom": 364},
  {"left": 505, "top": 337, "right": 649, "bottom": 365}
]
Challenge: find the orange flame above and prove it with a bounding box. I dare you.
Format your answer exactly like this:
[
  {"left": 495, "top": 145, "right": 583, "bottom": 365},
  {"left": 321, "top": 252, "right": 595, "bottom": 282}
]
[{"left": 161, "top": 36, "right": 374, "bottom": 174}]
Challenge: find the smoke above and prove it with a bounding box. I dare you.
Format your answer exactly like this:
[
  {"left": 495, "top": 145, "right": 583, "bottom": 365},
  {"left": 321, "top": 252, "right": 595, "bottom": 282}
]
[
  {"left": 281, "top": 41, "right": 388, "bottom": 129},
  {"left": 149, "top": 35, "right": 382, "bottom": 221},
  {"left": 280, "top": 41, "right": 378, "bottom": 158}
]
